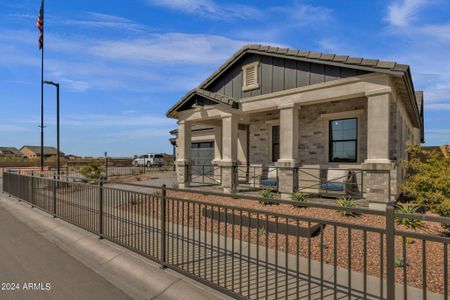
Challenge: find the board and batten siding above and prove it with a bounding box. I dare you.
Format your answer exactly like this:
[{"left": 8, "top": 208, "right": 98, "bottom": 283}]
[{"left": 207, "top": 54, "right": 369, "bottom": 100}]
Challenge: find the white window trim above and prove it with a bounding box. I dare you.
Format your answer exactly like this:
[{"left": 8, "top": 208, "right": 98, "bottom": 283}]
[{"left": 242, "top": 61, "right": 260, "bottom": 92}]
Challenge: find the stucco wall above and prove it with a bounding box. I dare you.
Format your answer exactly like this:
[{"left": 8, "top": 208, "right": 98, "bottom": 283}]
[{"left": 248, "top": 97, "right": 368, "bottom": 165}]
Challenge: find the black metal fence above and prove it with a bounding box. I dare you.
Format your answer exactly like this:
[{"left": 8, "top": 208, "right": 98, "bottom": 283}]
[
  {"left": 189, "top": 164, "right": 376, "bottom": 199},
  {"left": 2, "top": 171, "right": 449, "bottom": 300}
]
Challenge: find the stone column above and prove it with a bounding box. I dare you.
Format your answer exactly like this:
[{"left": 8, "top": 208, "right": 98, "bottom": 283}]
[
  {"left": 219, "top": 114, "right": 238, "bottom": 193},
  {"left": 277, "top": 104, "right": 299, "bottom": 198},
  {"left": 212, "top": 125, "right": 222, "bottom": 183},
  {"left": 363, "top": 91, "right": 393, "bottom": 209},
  {"left": 176, "top": 120, "right": 191, "bottom": 188},
  {"left": 366, "top": 92, "right": 391, "bottom": 163}
]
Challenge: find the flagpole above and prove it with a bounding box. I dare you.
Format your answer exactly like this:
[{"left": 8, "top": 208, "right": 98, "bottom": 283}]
[{"left": 40, "top": 0, "right": 45, "bottom": 171}]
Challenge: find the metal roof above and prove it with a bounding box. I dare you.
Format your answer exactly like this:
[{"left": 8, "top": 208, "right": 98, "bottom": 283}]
[
  {"left": 167, "top": 44, "right": 420, "bottom": 123},
  {"left": 199, "top": 44, "right": 410, "bottom": 90}
]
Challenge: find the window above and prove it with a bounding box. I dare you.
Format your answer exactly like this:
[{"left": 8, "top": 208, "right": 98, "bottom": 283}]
[
  {"left": 271, "top": 126, "right": 280, "bottom": 162},
  {"left": 329, "top": 118, "right": 357, "bottom": 162},
  {"left": 242, "top": 62, "right": 259, "bottom": 91}
]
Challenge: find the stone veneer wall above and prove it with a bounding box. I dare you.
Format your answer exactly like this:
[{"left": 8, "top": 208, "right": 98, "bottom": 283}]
[
  {"left": 248, "top": 111, "right": 279, "bottom": 165},
  {"left": 248, "top": 97, "right": 368, "bottom": 165},
  {"left": 298, "top": 97, "right": 367, "bottom": 164}
]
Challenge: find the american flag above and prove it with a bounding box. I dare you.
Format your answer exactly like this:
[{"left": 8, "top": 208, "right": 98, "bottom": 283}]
[{"left": 36, "top": 0, "right": 44, "bottom": 50}]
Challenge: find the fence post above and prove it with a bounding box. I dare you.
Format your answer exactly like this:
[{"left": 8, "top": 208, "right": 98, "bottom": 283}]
[
  {"left": 386, "top": 202, "right": 396, "bottom": 300},
  {"left": 53, "top": 175, "right": 57, "bottom": 217},
  {"left": 99, "top": 180, "right": 104, "bottom": 239},
  {"left": 160, "top": 184, "right": 167, "bottom": 268},
  {"left": 31, "top": 172, "right": 34, "bottom": 208}
]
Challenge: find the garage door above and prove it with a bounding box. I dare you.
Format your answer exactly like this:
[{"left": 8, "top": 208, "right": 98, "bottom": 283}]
[{"left": 191, "top": 142, "right": 214, "bottom": 165}]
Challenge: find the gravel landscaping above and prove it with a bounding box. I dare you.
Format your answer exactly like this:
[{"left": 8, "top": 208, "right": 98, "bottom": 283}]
[{"left": 120, "top": 188, "right": 449, "bottom": 295}]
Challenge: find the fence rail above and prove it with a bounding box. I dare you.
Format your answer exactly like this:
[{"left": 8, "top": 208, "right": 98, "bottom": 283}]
[{"left": 2, "top": 171, "right": 449, "bottom": 300}]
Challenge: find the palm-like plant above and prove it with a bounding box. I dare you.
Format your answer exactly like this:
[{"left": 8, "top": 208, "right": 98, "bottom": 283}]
[
  {"left": 336, "top": 196, "right": 359, "bottom": 217},
  {"left": 395, "top": 205, "right": 424, "bottom": 230},
  {"left": 291, "top": 192, "right": 309, "bottom": 208},
  {"left": 259, "top": 189, "right": 275, "bottom": 205}
]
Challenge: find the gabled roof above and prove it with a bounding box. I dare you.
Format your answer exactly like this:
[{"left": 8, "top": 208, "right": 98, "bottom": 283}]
[
  {"left": 0, "top": 147, "right": 21, "bottom": 156},
  {"left": 167, "top": 88, "right": 238, "bottom": 118},
  {"left": 199, "top": 44, "right": 410, "bottom": 90},
  {"left": 20, "top": 145, "right": 64, "bottom": 155},
  {"left": 167, "top": 44, "right": 421, "bottom": 126}
]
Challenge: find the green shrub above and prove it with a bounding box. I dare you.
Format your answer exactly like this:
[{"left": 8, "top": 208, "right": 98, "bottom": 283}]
[
  {"left": 403, "top": 145, "right": 450, "bottom": 210},
  {"left": 259, "top": 189, "right": 275, "bottom": 205},
  {"left": 395, "top": 256, "right": 406, "bottom": 268},
  {"left": 395, "top": 205, "right": 424, "bottom": 230},
  {"left": 336, "top": 196, "right": 359, "bottom": 217},
  {"left": 80, "top": 163, "right": 103, "bottom": 180},
  {"left": 291, "top": 192, "right": 308, "bottom": 207},
  {"left": 435, "top": 201, "right": 450, "bottom": 231}
]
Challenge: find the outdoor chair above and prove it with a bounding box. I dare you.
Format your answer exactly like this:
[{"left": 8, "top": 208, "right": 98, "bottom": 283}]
[
  {"left": 260, "top": 167, "right": 278, "bottom": 187},
  {"left": 320, "top": 169, "right": 355, "bottom": 196}
]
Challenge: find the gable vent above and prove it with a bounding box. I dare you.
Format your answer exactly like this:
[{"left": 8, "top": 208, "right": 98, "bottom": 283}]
[{"left": 242, "top": 62, "right": 259, "bottom": 91}]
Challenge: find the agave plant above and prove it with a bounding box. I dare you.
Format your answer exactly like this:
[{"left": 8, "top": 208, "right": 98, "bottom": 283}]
[
  {"left": 395, "top": 205, "right": 424, "bottom": 230},
  {"left": 259, "top": 189, "right": 275, "bottom": 205},
  {"left": 336, "top": 196, "right": 359, "bottom": 217},
  {"left": 291, "top": 192, "right": 309, "bottom": 208}
]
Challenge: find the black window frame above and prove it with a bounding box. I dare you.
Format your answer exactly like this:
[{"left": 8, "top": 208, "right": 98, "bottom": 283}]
[
  {"left": 329, "top": 118, "right": 358, "bottom": 163},
  {"left": 271, "top": 125, "right": 280, "bottom": 162}
]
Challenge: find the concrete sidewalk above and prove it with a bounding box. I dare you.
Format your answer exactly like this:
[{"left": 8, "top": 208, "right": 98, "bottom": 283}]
[{"left": 0, "top": 192, "right": 232, "bottom": 300}]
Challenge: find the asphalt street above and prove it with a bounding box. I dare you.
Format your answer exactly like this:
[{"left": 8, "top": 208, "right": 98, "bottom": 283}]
[{"left": 0, "top": 198, "right": 130, "bottom": 300}]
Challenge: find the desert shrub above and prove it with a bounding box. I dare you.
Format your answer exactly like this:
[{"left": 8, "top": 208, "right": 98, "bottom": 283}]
[
  {"left": 435, "top": 201, "right": 450, "bottom": 231},
  {"left": 395, "top": 205, "right": 423, "bottom": 230},
  {"left": 80, "top": 163, "right": 103, "bottom": 180},
  {"left": 336, "top": 196, "right": 359, "bottom": 217},
  {"left": 291, "top": 192, "right": 308, "bottom": 207},
  {"left": 259, "top": 189, "right": 275, "bottom": 205},
  {"left": 403, "top": 145, "right": 450, "bottom": 210},
  {"left": 395, "top": 256, "right": 406, "bottom": 268}
]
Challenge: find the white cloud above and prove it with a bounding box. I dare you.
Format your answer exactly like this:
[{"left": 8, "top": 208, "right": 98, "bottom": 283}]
[
  {"left": 386, "top": 0, "right": 429, "bottom": 27},
  {"left": 274, "top": 3, "right": 332, "bottom": 26},
  {"left": 420, "top": 23, "right": 450, "bottom": 42},
  {"left": 145, "top": 0, "right": 263, "bottom": 20},
  {"left": 62, "top": 12, "right": 151, "bottom": 32},
  {"left": 89, "top": 33, "right": 249, "bottom": 65}
]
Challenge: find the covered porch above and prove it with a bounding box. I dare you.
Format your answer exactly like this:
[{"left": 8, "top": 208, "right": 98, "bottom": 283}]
[{"left": 174, "top": 74, "right": 403, "bottom": 208}]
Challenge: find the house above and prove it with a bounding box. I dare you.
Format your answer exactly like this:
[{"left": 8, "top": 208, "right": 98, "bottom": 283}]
[
  {"left": 422, "top": 145, "right": 449, "bottom": 159},
  {"left": 0, "top": 147, "right": 22, "bottom": 157},
  {"left": 20, "top": 146, "right": 65, "bottom": 159},
  {"left": 167, "top": 45, "right": 424, "bottom": 209}
]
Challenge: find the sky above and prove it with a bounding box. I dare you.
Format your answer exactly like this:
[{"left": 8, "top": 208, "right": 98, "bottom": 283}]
[{"left": 0, "top": 0, "right": 449, "bottom": 157}]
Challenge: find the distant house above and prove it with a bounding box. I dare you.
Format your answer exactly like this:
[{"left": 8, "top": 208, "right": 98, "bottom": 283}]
[
  {"left": 20, "top": 146, "right": 64, "bottom": 159},
  {"left": 422, "top": 145, "right": 450, "bottom": 159},
  {"left": 65, "top": 154, "right": 81, "bottom": 160},
  {"left": 0, "top": 147, "right": 22, "bottom": 157}
]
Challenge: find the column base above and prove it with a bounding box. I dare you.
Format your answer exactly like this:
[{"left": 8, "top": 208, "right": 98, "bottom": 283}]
[
  {"left": 361, "top": 161, "right": 395, "bottom": 204},
  {"left": 217, "top": 160, "right": 237, "bottom": 193},
  {"left": 275, "top": 161, "right": 299, "bottom": 195},
  {"left": 175, "top": 160, "right": 191, "bottom": 188}
]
